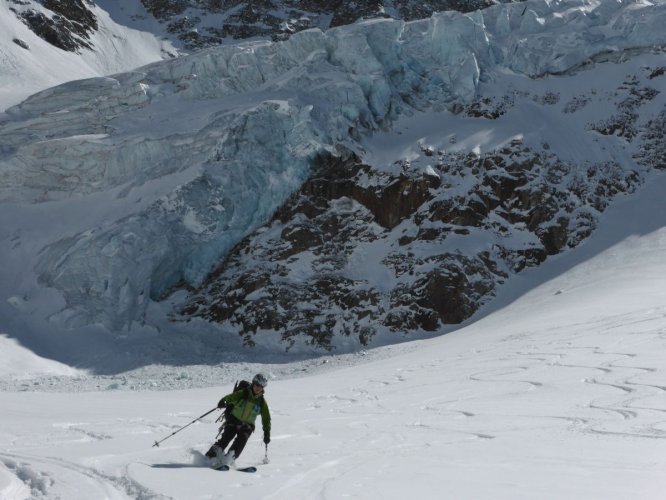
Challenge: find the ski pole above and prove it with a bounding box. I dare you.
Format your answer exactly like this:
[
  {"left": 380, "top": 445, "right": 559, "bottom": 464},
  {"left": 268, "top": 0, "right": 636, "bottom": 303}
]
[
  {"left": 152, "top": 407, "right": 217, "bottom": 448},
  {"left": 263, "top": 443, "right": 270, "bottom": 464}
]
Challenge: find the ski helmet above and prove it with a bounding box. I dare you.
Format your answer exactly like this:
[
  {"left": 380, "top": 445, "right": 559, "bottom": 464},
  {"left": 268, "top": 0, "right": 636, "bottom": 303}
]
[{"left": 252, "top": 373, "right": 268, "bottom": 388}]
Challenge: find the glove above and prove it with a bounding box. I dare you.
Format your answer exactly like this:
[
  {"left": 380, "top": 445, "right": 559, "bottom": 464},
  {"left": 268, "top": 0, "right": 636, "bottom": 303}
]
[
  {"left": 217, "top": 398, "right": 227, "bottom": 409},
  {"left": 263, "top": 431, "right": 270, "bottom": 445}
]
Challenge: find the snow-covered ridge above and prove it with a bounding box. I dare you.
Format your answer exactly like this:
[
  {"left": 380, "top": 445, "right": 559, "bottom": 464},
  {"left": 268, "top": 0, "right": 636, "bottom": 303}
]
[{"left": 1, "top": 0, "right": 665, "bottom": 333}]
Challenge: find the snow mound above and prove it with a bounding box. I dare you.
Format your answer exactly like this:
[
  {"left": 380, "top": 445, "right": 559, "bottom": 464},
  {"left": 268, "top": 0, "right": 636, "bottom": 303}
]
[{"left": 0, "top": 334, "right": 82, "bottom": 379}]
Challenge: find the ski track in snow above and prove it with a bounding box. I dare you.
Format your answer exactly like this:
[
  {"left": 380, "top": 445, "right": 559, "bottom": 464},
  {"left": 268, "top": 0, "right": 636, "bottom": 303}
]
[{"left": 0, "top": 452, "right": 165, "bottom": 500}]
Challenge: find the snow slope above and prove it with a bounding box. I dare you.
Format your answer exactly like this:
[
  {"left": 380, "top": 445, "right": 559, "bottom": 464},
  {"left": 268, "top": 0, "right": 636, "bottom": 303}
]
[
  {"left": 1, "top": 166, "right": 665, "bottom": 499},
  {"left": 0, "top": 0, "right": 177, "bottom": 111},
  {"left": 0, "top": 334, "right": 80, "bottom": 379}
]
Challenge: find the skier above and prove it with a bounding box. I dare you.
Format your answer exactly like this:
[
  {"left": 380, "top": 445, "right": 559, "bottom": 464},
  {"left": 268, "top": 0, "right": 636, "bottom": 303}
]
[{"left": 205, "top": 373, "right": 271, "bottom": 468}]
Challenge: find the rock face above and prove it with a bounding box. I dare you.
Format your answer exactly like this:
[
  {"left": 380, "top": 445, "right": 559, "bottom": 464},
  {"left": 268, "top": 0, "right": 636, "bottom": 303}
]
[
  {"left": 11, "top": 0, "right": 98, "bottom": 52},
  {"left": 180, "top": 129, "right": 643, "bottom": 349},
  {"left": 180, "top": 61, "right": 666, "bottom": 351}
]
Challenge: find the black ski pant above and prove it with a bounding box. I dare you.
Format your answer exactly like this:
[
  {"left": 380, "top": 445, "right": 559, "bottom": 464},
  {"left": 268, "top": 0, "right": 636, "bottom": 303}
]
[{"left": 207, "top": 414, "right": 255, "bottom": 459}]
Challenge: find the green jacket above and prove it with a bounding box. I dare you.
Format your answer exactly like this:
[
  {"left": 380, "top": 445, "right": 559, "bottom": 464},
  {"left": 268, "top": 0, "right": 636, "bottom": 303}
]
[{"left": 223, "top": 388, "right": 271, "bottom": 433}]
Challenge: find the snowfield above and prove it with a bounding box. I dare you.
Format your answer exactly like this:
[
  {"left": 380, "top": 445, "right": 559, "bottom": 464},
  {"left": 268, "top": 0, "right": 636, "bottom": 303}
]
[{"left": 1, "top": 172, "right": 665, "bottom": 499}]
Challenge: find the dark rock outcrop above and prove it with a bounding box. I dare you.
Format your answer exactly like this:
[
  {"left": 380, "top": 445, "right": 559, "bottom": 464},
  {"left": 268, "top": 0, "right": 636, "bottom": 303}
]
[
  {"left": 180, "top": 133, "right": 640, "bottom": 349},
  {"left": 174, "top": 58, "right": 664, "bottom": 353},
  {"left": 13, "top": 0, "right": 97, "bottom": 52}
]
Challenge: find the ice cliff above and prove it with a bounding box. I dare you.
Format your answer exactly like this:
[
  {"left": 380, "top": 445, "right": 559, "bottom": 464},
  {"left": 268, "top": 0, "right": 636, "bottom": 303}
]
[{"left": 1, "top": 0, "right": 665, "bottom": 332}]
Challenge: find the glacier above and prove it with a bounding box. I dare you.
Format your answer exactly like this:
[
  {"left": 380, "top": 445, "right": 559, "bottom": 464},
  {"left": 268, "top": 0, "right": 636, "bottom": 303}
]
[{"left": 1, "top": 0, "right": 666, "bottom": 331}]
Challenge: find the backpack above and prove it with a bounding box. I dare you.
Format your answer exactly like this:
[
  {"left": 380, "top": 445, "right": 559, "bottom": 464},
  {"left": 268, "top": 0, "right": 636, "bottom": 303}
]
[
  {"left": 233, "top": 379, "right": 251, "bottom": 393},
  {"left": 223, "top": 379, "right": 263, "bottom": 418}
]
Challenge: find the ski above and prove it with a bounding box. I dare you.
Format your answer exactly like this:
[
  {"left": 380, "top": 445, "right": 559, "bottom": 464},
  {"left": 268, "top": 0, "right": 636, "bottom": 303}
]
[{"left": 213, "top": 465, "right": 256, "bottom": 473}]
